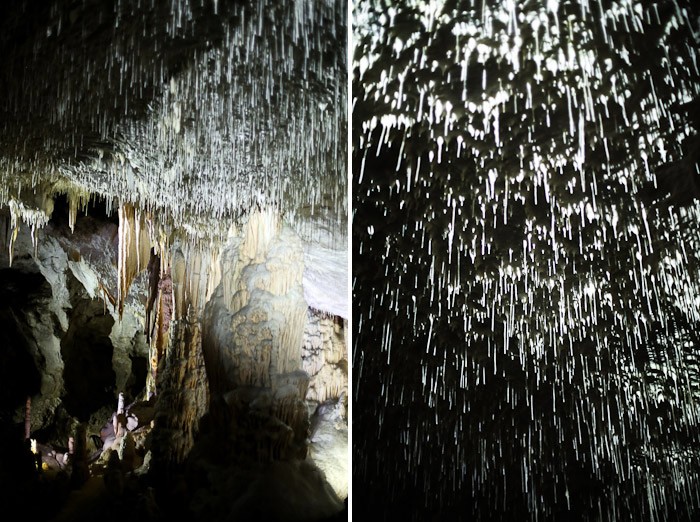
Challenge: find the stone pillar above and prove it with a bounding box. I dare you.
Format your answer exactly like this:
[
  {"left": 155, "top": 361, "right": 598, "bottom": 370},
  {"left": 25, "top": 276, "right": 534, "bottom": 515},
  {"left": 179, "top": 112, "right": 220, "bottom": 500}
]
[
  {"left": 150, "top": 316, "right": 209, "bottom": 471},
  {"left": 203, "top": 211, "right": 310, "bottom": 460}
]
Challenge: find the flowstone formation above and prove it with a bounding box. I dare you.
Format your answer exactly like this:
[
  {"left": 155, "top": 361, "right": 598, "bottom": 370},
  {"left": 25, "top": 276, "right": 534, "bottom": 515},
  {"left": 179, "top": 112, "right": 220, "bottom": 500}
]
[
  {"left": 354, "top": 0, "right": 700, "bottom": 520},
  {"left": 0, "top": 1, "right": 348, "bottom": 521}
]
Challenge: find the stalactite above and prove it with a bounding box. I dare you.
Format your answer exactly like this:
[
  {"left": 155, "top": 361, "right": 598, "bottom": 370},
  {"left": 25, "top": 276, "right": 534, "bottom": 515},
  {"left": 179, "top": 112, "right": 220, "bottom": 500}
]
[
  {"left": 68, "top": 196, "right": 78, "bottom": 233},
  {"left": 64, "top": 188, "right": 90, "bottom": 233},
  {"left": 147, "top": 264, "right": 173, "bottom": 397},
  {"left": 117, "top": 203, "right": 154, "bottom": 318},
  {"left": 6, "top": 197, "right": 52, "bottom": 266}
]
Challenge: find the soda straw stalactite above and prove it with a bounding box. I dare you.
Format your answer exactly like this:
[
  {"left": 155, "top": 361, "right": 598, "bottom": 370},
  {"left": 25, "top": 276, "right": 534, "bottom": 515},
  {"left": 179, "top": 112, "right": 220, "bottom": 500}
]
[{"left": 353, "top": 0, "right": 700, "bottom": 520}]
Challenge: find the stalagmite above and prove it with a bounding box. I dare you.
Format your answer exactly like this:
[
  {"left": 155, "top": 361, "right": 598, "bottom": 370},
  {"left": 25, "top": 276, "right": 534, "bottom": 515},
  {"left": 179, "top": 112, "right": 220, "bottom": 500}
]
[
  {"left": 70, "top": 424, "right": 89, "bottom": 489},
  {"left": 117, "top": 392, "right": 125, "bottom": 415},
  {"left": 151, "top": 317, "right": 209, "bottom": 469}
]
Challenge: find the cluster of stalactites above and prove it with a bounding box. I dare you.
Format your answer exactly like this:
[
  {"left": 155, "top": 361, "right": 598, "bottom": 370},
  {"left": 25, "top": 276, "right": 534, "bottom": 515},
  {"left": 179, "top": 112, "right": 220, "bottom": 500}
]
[
  {"left": 355, "top": 0, "right": 700, "bottom": 400},
  {"left": 66, "top": 188, "right": 91, "bottom": 233},
  {"left": 115, "top": 202, "right": 225, "bottom": 397},
  {"left": 353, "top": 0, "right": 700, "bottom": 519},
  {"left": 2, "top": 181, "right": 107, "bottom": 264},
  {"left": 117, "top": 204, "right": 154, "bottom": 318},
  {"left": 0, "top": 0, "right": 347, "bottom": 247},
  {"left": 137, "top": 208, "right": 295, "bottom": 396},
  {"left": 6, "top": 195, "right": 53, "bottom": 265}
]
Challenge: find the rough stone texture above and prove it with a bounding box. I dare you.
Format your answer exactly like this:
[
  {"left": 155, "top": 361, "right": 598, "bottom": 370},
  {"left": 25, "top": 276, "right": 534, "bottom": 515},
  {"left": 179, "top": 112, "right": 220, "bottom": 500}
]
[
  {"left": 303, "top": 310, "right": 348, "bottom": 405},
  {"left": 151, "top": 318, "right": 209, "bottom": 469},
  {"left": 308, "top": 395, "right": 348, "bottom": 501}
]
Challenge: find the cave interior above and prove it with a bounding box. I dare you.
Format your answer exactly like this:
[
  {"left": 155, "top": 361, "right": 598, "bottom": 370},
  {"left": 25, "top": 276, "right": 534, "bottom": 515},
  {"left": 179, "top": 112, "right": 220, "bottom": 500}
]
[
  {"left": 0, "top": 1, "right": 348, "bottom": 521},
  {"left": 352, "top": 0, "right": 700, "bottom": 521}
]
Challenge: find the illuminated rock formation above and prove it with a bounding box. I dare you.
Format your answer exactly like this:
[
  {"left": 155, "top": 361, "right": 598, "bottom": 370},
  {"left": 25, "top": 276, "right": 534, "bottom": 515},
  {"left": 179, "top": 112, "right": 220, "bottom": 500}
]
[{"left": 0, "top": 1, "right": 348, "bottom": 520}]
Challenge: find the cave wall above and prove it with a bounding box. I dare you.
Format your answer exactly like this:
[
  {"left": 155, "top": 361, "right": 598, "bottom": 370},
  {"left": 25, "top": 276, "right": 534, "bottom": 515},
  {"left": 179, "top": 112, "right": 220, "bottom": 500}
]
[
  {"left": 0, "top": 209, "right": 150, "bottom": 436},
  {"left": 303, "top": 309, "right": 348, "bottom": 405}
]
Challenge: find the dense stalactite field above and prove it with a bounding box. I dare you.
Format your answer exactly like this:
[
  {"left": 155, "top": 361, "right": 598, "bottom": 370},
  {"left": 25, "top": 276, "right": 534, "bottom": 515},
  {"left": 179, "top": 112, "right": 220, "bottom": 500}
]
[
  {"left": 353, "top": 0, "right": 700, "bottom": 520},
  {"left": 0, "top": 0, "right": 347, "bottom": 245}
]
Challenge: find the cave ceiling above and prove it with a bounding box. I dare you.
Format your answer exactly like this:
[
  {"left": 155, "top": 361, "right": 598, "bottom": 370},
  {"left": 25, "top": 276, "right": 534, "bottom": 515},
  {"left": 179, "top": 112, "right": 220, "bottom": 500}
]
[
  {"left": 353, "top": 0, "right": 700, "bottom": 520},
  {"left": 0, "top": 0, "right": 347, "bottom": 251}
]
